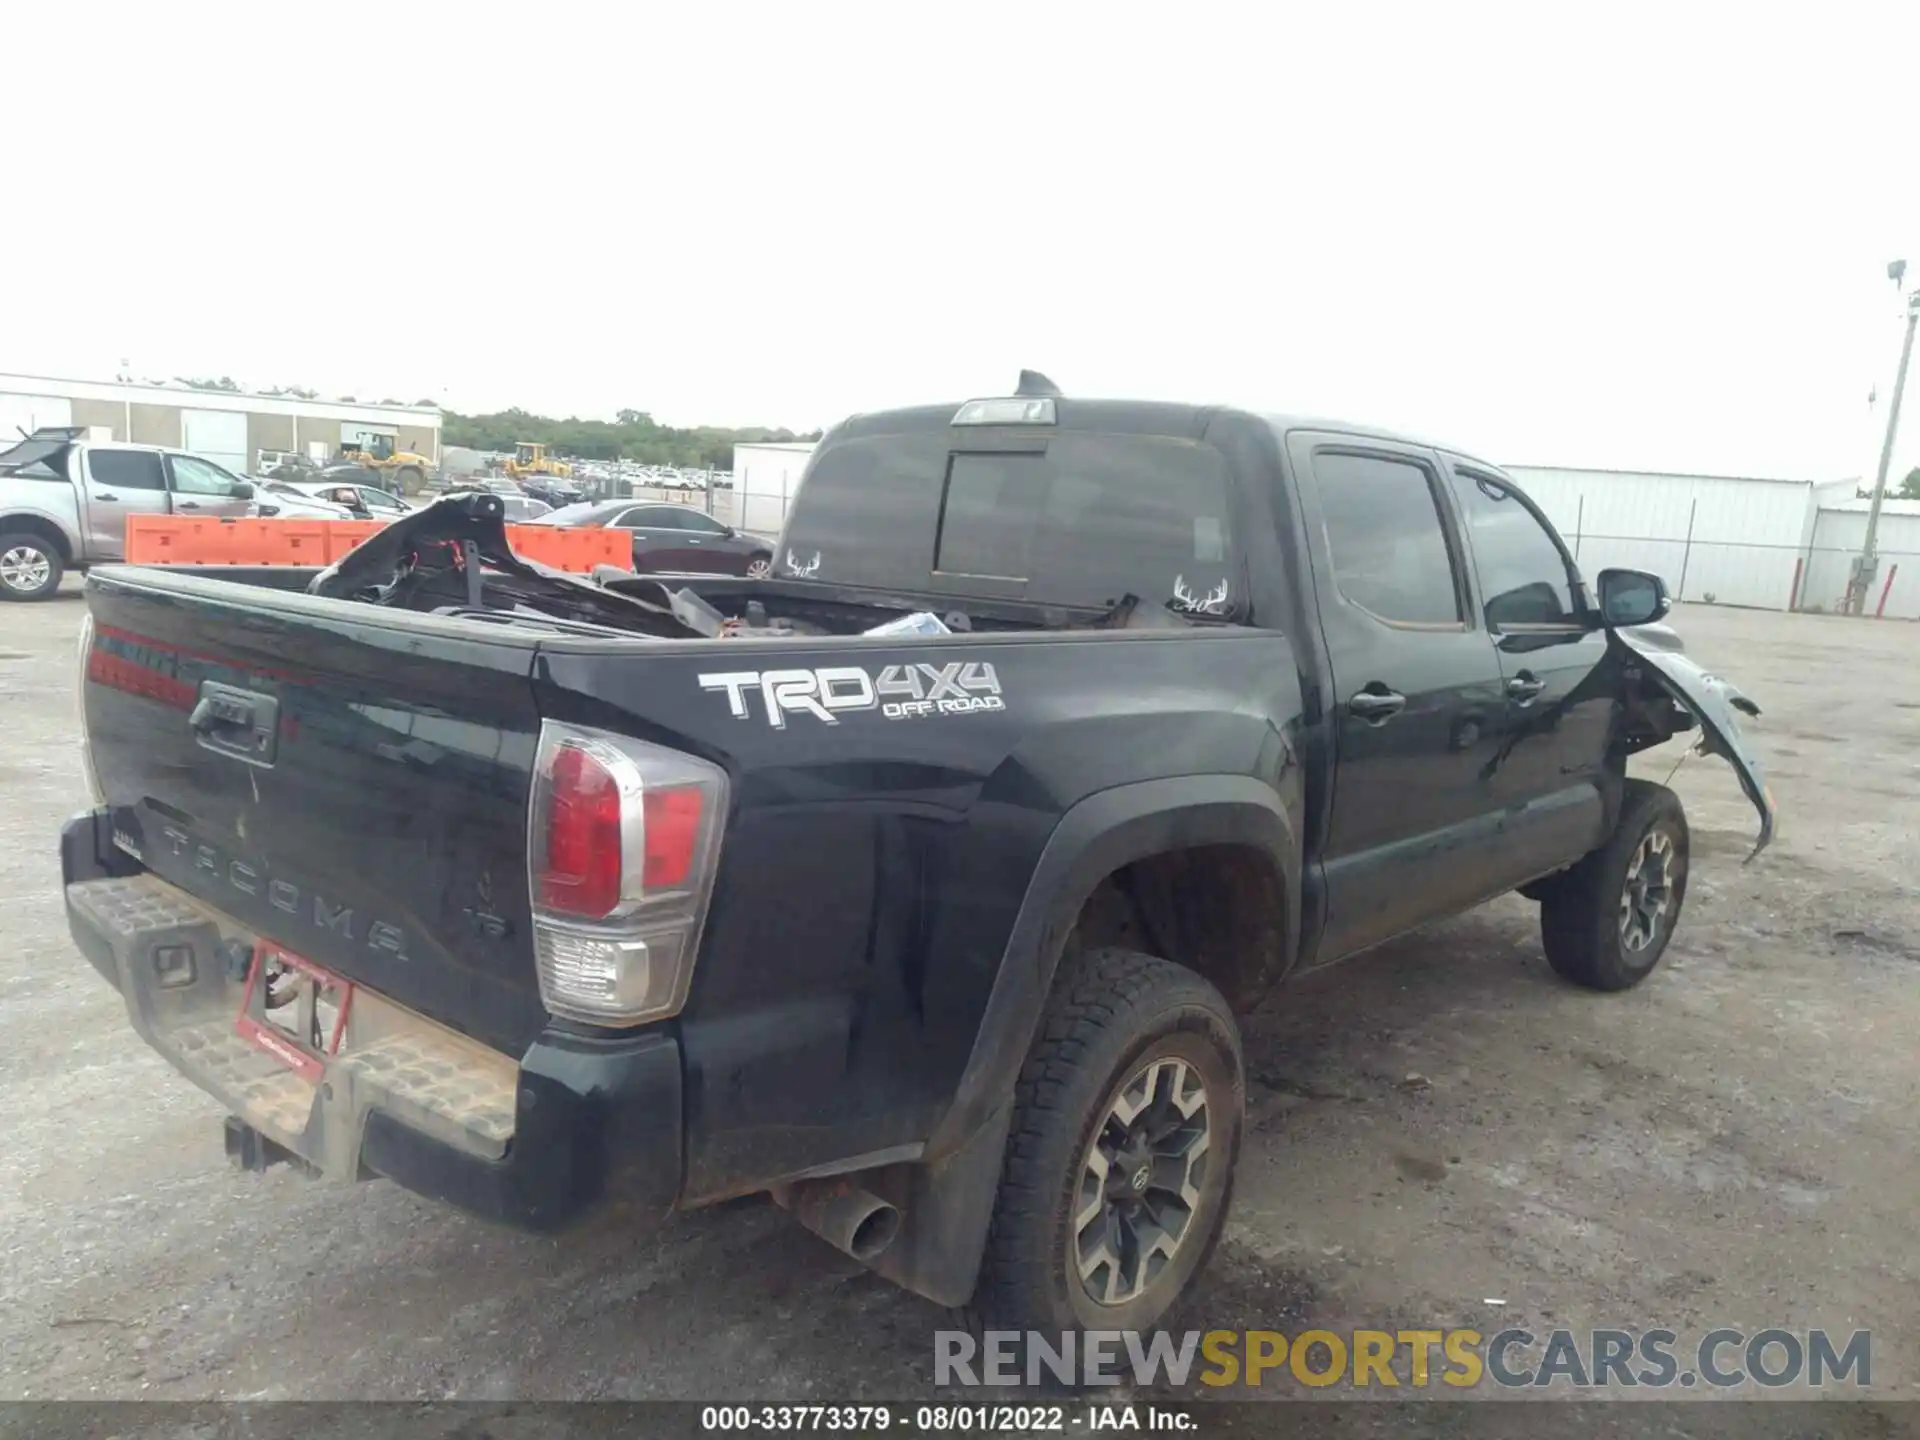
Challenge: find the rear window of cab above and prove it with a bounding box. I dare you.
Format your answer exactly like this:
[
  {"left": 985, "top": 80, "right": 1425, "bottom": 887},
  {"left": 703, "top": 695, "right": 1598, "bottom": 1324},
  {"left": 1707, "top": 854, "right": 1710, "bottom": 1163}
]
[{"left": 780, "top": 430, "right": 1237, "bottom": 615}]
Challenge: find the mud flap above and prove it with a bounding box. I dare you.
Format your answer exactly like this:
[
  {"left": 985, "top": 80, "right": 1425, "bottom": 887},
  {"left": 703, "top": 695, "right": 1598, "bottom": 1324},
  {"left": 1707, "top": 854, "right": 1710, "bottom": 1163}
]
[
  {"left": 1613, "top": 627, "right": 1774, "bottom": 858},
  {"left": 862, "top": 1101, "right": 1015, "bottom": 1308}
]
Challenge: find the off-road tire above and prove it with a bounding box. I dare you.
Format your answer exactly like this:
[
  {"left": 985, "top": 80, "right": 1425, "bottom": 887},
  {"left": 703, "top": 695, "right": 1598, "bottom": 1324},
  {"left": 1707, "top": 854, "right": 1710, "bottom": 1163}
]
[
  {"left": 966, "top": 947, "right": 1244, "bottom": 1336},
  {"left": 0, "top": 533, "right": 64, "bottom": 601},
  {"left": 394, "top": 466, "right": 425, "bottom": 494},
  {"left": 1541, "top": 779, "right": 1689, "bottom": 991}
]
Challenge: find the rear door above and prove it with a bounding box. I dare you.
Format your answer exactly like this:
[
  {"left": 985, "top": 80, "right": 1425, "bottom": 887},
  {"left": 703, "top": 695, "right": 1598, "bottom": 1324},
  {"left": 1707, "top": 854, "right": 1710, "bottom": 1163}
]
[
  {"left": 165, "top": 453, "right": 255, "bottom": 518},
  {"left": 77, "top": 448, "right": 171, "bottom": 559},
  {"left": 665, "top": 507, "right": 739, "bottom": 571},
  {"left": 610, "top": 504, "right": 691, "bottom": 570},
  {"left": 1287, "top": 434, "right": 1513, "bottom": 961},
  {"left": 1441, "top": 458, "right": 1613, "bottom": 862}
]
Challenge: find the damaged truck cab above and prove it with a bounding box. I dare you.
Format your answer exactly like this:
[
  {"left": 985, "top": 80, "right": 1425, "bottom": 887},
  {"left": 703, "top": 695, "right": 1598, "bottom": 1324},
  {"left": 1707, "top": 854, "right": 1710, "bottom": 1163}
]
[{"left": 60, "top": 383, "right": 1772, "bottom": 1337}]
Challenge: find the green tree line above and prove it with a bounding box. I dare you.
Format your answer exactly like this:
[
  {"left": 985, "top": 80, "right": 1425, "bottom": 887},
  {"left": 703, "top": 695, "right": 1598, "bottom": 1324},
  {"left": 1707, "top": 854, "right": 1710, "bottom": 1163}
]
[
  {"left": 1856, "top": 467, "right": 1920, "bottom": 501},
  {"left": 441, "top": 407, "right": 823, "bottom": 471}
]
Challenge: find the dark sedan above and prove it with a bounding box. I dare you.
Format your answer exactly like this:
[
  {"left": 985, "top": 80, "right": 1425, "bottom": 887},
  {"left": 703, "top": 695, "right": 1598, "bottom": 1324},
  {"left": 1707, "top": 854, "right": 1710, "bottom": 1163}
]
[
  {"left": 522, "top": 477, "right": 586, "bottom": 507},
  {"left": 532, "top": 500, "right": 772, "bottom": 577}
]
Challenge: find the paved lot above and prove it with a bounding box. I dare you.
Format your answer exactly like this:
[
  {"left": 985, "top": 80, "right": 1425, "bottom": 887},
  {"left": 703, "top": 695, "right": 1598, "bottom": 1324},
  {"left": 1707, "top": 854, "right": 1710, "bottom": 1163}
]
[{"left": 2, "top": 585, "right": 1917, "bottom": 1423}]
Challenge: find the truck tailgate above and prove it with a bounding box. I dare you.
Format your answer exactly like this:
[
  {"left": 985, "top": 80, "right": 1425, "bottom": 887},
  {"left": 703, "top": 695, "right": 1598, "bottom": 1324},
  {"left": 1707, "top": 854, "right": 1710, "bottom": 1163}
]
[{"left": 82, "top": 568, "right": 549, "bottom": 1056}]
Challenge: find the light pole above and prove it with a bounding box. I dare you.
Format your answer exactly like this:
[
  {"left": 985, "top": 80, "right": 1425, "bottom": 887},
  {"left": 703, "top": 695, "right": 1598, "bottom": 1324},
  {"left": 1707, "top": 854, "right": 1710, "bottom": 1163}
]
[{"left": 1847, "top": 262, "right": 1920, "bottom": 614}]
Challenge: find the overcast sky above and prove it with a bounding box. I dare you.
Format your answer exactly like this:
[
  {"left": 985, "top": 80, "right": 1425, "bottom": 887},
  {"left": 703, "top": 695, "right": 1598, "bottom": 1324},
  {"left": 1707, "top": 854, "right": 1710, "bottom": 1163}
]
[{"left": 9, "top": 4, "right": 1919, "bottom": 481}]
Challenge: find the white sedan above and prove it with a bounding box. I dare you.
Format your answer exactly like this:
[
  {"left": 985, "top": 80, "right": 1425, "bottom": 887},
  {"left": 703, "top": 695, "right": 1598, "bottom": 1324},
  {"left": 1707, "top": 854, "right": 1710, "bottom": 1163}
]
[{"left": 252, "top": 480, "right": 355, "bottom": 519}]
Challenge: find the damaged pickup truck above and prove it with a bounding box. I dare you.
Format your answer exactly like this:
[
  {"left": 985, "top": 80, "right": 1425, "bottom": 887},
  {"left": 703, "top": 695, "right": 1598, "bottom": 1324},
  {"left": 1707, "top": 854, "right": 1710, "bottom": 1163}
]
[{"left": 61, "top": 378, "right": 1772, "bottom": 1335}]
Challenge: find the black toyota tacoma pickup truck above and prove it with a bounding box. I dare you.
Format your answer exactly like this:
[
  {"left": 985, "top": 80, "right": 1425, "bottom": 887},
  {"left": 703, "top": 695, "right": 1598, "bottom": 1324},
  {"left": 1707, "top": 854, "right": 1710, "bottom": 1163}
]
[{"left": 60, "top": 377, "right": 1772, "bottom": 1335}]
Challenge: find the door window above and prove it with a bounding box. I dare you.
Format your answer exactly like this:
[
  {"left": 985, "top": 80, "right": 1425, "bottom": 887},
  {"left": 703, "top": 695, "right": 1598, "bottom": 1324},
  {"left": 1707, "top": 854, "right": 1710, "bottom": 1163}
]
[
  {"left": 677, "top": 510, "right": 728, "bottom": 535},
  {"left": 1449, "top": 470, "right": 1580, "bottom": 627},
  {"left": 87, "top": 450, "right": 167, "bottom": 491},
  {"left": 1314, "top": 452, "right": 1463, "bottom": 626},
  {"left": 612, "top": 506, "right": 678, "bottom": 529},
  {"left": 169, "top": 455, "right": 243, "bottom": 496}
]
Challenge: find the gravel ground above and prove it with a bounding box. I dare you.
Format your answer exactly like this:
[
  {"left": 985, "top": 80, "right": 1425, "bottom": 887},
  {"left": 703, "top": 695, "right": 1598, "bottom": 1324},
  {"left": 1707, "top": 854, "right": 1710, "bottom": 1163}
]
[{"left": 2, "top": 585, "right": 1916, "bottom": 1431}]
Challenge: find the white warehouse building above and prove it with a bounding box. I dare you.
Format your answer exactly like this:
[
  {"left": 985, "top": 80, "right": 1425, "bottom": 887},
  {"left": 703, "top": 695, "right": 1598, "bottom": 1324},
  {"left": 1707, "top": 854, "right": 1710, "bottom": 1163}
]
[
  {"left": 0, "top": 372, "right": 441, "bottom": 478},
  {"left": 732, "top": 441, "right": 818, "bottom": 536},
  {"left": 1505, "top": 465, "right": 1860, "bottom": 613}
]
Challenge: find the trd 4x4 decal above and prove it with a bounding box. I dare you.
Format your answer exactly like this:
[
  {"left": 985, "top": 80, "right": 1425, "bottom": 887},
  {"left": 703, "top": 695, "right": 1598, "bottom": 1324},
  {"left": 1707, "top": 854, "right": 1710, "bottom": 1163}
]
[{"left": 698, "top": 661, "right": 1004, "bottom": 728}]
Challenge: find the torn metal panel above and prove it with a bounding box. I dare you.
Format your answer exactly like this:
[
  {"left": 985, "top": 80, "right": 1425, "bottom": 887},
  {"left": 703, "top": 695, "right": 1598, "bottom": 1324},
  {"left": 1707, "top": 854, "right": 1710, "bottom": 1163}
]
[{"left": 1614, "top": 626, "right": 1774, "bottom": 858}]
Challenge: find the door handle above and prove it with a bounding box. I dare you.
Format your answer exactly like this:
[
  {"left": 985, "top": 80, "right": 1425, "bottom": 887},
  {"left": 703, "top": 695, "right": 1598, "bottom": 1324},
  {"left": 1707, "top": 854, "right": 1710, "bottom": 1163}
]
[
  {"left": 188, "top": 681, "right": 280, "bottom": 764},
  {"left": 1506, "top": 672, "right": 1546, "bottom": 705},
  {"left": 96, "top": 492, "right": 121, "bottom": 502},
  {"left": 177, "top": 500, "right": 202, "bottom": 511},
  {"left": 1348, "top": 687, "right": 1407, "bottom": 722}
]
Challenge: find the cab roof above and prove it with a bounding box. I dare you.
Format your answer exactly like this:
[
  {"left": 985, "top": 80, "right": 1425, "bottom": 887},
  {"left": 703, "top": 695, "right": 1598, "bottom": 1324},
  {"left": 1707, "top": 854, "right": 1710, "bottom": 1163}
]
[{"left": 826, "top": 396, "right": 1504, "bottom": 476}]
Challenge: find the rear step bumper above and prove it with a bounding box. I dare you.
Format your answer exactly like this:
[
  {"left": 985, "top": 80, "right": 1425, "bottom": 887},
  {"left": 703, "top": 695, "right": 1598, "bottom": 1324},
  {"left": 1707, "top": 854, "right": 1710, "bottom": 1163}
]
[{"left": 60, "top": 808, "right": 683, "bottom": 1233}]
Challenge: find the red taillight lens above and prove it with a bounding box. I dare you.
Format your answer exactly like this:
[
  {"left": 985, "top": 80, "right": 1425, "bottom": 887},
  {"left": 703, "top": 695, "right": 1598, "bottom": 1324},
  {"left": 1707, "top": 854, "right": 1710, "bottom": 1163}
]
[
  {"left": 539, "top": 743, "right": 623, "bottom": 917},
  {"left": 527, "top": 720, "right": 728, "bottom": 1027},
  {"left": 642, "top": 786, "right": 703, "bottom": 888}
]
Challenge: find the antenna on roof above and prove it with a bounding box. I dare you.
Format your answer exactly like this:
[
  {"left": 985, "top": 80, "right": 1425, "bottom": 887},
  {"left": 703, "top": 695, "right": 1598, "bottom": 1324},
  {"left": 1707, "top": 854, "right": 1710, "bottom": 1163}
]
[{"left": 1014, "top": 369, "right": 1062, "bottom": 398}]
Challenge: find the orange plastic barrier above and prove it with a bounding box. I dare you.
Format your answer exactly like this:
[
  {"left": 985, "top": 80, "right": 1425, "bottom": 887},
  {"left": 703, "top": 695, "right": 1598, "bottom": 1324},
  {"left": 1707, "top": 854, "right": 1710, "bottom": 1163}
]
[
  {"left": 124, "top": 516, "right": 632, "bottom": 573},
  {"left": 324, "top": 521, "right": 386, "bottom": 563},
  {"left": 504, "top": 525, "right": 630, "bottom": 571},
  {"left": 122, "top": 516, "right": 225, "bottom": 565},
  {"left": 244, "top": 521, "right": 331, "bottom": 566}
]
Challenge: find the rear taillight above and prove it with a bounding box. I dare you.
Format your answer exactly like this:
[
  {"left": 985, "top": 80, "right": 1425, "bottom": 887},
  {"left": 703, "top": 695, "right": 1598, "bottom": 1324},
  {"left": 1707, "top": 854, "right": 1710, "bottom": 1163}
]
[
  {"left": 76, "top": 612, "right": 103, "bottom": 806},
  {"left": 527, "top": 721, "right": 727, "bottom": 1026},
  {"left": 537, "top": 743, "right": 627, "bottom": 917}
]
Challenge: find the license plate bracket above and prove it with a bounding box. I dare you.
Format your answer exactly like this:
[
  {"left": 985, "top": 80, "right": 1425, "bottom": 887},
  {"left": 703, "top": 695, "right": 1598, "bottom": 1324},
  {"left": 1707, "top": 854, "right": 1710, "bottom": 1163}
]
[{"left": 234, "top": 940, "right": 354, "bottom": 1082}]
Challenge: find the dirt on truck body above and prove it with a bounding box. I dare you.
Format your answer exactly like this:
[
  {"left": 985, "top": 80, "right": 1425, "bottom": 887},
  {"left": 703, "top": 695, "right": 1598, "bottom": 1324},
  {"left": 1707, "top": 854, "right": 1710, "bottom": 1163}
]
[{"left": 61, "top": 378, "right": 1771, "bottom": 1338}]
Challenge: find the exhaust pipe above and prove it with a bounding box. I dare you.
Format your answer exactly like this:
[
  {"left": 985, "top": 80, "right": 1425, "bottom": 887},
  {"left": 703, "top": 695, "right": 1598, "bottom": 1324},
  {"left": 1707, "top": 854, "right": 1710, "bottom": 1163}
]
[{"left": 776, "top": 1177, "right": 902, "bottom": 1263}]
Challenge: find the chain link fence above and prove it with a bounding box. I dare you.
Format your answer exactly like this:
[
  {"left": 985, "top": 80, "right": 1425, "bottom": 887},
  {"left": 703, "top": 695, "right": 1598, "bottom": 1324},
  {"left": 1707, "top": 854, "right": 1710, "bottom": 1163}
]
[{"left": 569, "top": 467, "right": 797, "bottom": 540}]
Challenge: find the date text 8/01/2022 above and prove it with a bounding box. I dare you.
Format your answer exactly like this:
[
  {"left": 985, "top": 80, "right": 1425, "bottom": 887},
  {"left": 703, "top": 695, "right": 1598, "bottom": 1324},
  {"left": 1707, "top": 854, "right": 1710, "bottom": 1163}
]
[{"left": 698, "top": 1404, "right": 1194, "bottom": 1432}]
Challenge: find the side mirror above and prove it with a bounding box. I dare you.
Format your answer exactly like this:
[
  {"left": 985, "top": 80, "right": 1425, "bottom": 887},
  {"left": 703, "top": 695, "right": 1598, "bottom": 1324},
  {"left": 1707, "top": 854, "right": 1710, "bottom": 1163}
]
[
  {"left": 1595, "top": 568, "right": 1670, "bottom": 628},
  {"left": 230, "top": 481, "right": 255, "bottom": 500}
]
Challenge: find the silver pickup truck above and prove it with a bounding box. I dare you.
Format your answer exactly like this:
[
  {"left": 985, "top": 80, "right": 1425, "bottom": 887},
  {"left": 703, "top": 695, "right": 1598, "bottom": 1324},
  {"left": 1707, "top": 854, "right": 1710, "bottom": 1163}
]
[{"left": 0, "top": 427, "right": 257, "bottom": 600}]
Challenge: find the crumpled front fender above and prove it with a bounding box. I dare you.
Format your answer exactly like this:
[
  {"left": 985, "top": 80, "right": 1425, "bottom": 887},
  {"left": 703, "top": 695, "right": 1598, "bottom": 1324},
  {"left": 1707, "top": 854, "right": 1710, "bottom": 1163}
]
[{"left": 1613, "top": 625, "right": 1774, "bottom": 858}]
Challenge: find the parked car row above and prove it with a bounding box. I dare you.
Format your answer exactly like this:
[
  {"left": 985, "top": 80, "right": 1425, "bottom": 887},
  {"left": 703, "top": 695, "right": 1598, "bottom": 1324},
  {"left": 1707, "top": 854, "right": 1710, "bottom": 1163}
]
[
  {"left": 0, "top": 428, "right": 430, "bottom": 599},
  {"left": 0, "top": 428, "right": 767, "bottom": 599},
  {"left": 1, "top": 430, "right": 260, "bottom": 599}
]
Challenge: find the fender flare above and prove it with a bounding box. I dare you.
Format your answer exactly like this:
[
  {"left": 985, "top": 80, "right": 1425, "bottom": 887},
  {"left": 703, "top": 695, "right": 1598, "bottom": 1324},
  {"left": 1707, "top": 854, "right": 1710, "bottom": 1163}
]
[
  {"left": 928, "top": 774, "right": 1298, "bottom": 1159},
  {"left": 863, "top": 776, "right": 1297, "bottom": 1308},
  {"left": 0, "top": 507, "right": 79, "bottom": 561}
]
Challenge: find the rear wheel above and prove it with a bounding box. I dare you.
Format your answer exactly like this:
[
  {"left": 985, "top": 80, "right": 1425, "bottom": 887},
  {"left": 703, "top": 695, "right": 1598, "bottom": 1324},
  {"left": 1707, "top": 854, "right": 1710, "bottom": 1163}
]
[
  {"left": 745, "top": 552, "right": 772, "bottom": 579},
  {"left": 1540, "top": 779, "right": 1689, "bottom": 990},
  {"left": 0, "top": 533, "right": 64, "bottom": 601},
  {"left": 394, "top": 466, "right": 425, "bottom": 493},
  {"left": 968, "top": 948, "right": 1243, "bottom": 1335}
]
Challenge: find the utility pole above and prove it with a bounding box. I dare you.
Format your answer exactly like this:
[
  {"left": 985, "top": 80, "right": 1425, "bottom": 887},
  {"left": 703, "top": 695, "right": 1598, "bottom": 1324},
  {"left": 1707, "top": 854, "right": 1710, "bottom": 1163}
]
[{"left": 1847, "top": 264, "right": 1920, "bottom": 614}]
